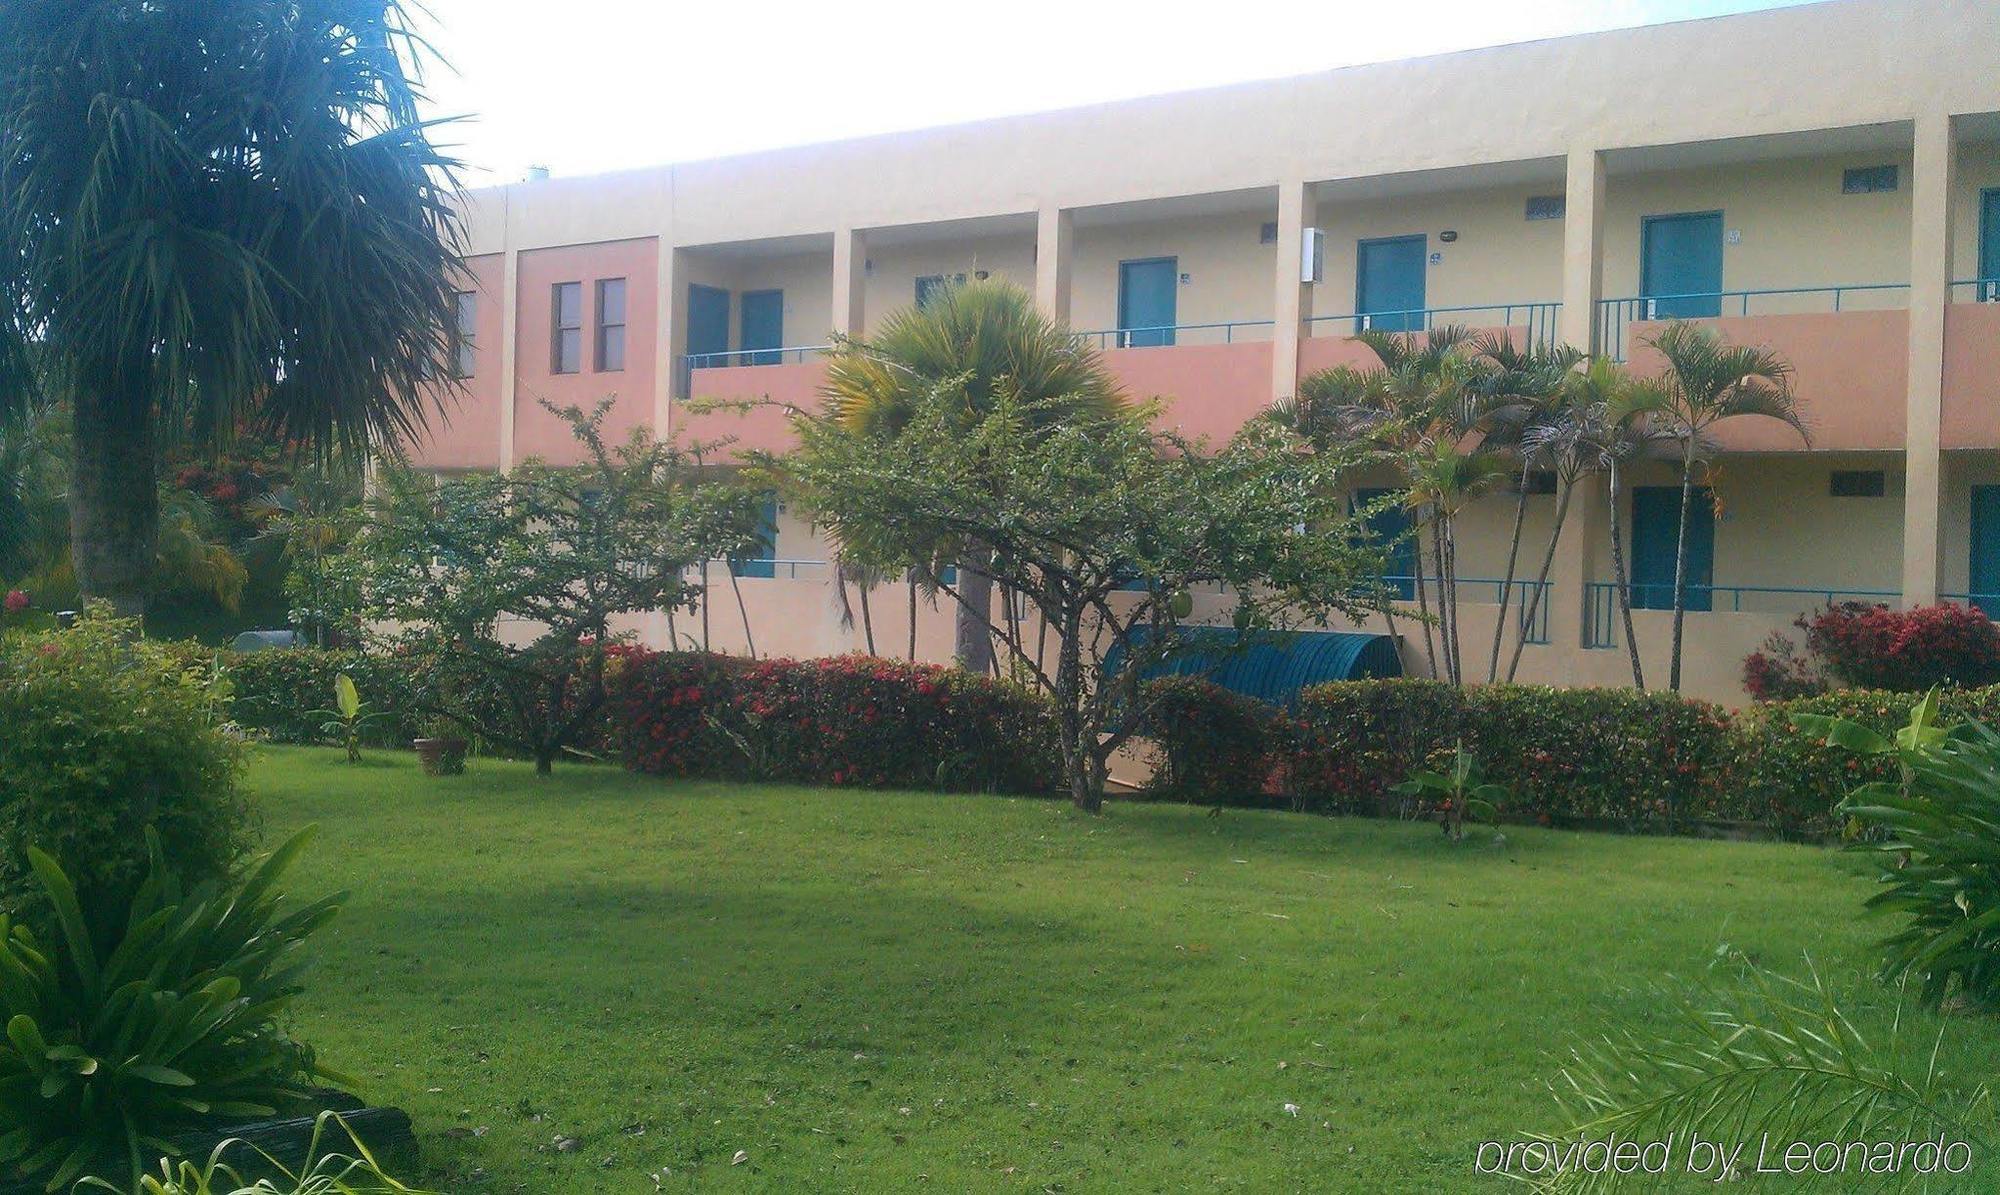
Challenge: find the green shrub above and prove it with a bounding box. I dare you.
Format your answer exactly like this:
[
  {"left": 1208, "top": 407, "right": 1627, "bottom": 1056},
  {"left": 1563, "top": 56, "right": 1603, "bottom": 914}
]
[
  {"left": 1288, "top": 680, "right": 1738, "bottom": 829},
  {"left": 1139, "top": 677, "right": 1288, "bottom": 807},
  {"left": 0, "top": 614, "right": 252, "bottom": 935},
  {"left": 613, "top": 651, "right": 1059, "bottom": 793},
  {"left": 0, "top": 829, "right": 345, "bottom": 1191},
  {"left": 183, "top": 648, "right": 424, "bottom": 748}
]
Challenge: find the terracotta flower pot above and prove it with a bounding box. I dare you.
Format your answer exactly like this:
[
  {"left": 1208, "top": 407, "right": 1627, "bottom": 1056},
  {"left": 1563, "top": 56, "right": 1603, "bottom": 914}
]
[{"left": 412, "top": 737, "right": 469, "bottom": 776}]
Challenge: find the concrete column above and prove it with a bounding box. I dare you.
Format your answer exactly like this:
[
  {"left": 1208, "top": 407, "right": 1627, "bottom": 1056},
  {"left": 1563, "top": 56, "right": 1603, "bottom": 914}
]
[
  {"left": 1557, "top": 146, "right": 1606, "bottom": 354},
  {"left": 656, "top": 245, "right": 691, "bottom": 438},
  {"left": 832, "top": 226, "right": 867, "bottom": 338},
  {"left": 1542, "top": 146, "right": 1609, "bottom": 661},
  {"left": 497, "top": 247, "right": 521, "bottom": 470},
  {"left": 1034, "top": 203, "right": 1074, "bottom": 325},
  {"left": 1902, "top": 111, "right": 1956, "bottom": 607},
  {"left": 1271, "top": 178, "right": 1317, "bottom": 403}
]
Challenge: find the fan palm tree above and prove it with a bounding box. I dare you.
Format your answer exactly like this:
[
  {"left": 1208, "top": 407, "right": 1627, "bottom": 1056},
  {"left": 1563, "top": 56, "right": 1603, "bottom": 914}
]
[
  {"left": 818, "top": 279, "right": 1125, "bottom": 673},
  {"left": 0, "top": 0, "right": 463, "bottom": 620},
  {"left": 1641, "top": 323, "right": 1807, "bottom": 690}
]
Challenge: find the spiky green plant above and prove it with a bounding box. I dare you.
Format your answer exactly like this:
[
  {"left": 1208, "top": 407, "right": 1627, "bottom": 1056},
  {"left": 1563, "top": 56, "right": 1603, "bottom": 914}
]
[
  {"left": 0, "top": 830, "right": 346, "bottom": 1192},
  {"left": 77, "top": 1113, "right": 430, "bottom": 1195}
]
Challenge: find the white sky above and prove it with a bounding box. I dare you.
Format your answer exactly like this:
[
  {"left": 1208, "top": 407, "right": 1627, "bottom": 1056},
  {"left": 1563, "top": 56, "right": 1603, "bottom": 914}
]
[{"left": 410, "top": 0, "right": 1816, "bottom": 184}]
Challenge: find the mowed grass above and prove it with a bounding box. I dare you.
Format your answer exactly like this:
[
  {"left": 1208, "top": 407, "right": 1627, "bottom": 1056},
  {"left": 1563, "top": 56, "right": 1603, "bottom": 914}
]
[{"left": 248, "top": 746, "right": 1991, "bottom": 1193}]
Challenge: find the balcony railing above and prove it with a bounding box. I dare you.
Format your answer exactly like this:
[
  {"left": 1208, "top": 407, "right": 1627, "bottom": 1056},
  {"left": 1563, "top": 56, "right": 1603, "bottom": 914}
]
[
  {"left": 1073, "top": 320, "right": 1275, "bottom": 350},
  {"left": 1582, "top": 582, "right": 1900, "bottom": 649},
  {"left": 1379, "top": 575, "right": 1552, "bottom": 645},
  {"left": 683, "top": 345, "right": 830, "bottom": 371},
  {"left": 683, "top": 558, "right": 828, "bottom": 580},
  {"left": 1941, "top": 593, "right": 2000, "bottom": 618},
  {"left": 1307, "top": 302, "right": 1562, "bottom": 350},
  {"left": 1595, "top": 284, "right": 1909, "bottom": 361},
  {"left": 1951, "top": 279, "right": 2000, "bottom": 303}
]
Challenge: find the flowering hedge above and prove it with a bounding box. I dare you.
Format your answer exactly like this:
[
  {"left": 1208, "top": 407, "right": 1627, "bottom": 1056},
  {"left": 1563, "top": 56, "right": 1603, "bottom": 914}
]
[
  {"left": 1285, "top": 680, "right": 1740, "bottom": 829},
  {"left": 1140, "top": 677, "right": 1290, "bottom": 807},
  {"left": 610, "top": 650, "right": 1059, "bottom": 793},
  {"left": 1744, "top": 602, "right": 2000, "bottom": 700}
]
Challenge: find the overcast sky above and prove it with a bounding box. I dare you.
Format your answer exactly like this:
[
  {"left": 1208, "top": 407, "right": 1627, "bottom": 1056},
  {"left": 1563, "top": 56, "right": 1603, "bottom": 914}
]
[{"left": 409, "top": 0, "right": 1816, "bottom": 184}]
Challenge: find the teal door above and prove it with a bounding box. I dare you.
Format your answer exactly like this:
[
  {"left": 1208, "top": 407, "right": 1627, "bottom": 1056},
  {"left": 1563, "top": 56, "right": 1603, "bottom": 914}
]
[
  {"left": 1971, "top": 486, "right": 2000, "bottom": 615},
  {"left": 1630, "top": 486, "right": 1713, "bottom": 611},
  {"left": 1641, "top": 212, "right": 1724, "bottom": 319},
  {"left": 1355, "top": 235, "right": 1427, "bottom": 333},
  {"left": 1979, "top": 188, "right": 2000, "bottom": 301},
  {"left": 687, "top": 285, "right": 730, "bottom": 367},
  {"left": 1117, "top": 257, "right": 1177, "bottom": 347},
  {"left": 730, "top": 494, "right": 779, "bottom": 579},
  {"left": 740, "top": 289, "right": 783, "bottom": 366},
  {"left": 1355, "top": 487, "right": 1416, "bottom": 600}
]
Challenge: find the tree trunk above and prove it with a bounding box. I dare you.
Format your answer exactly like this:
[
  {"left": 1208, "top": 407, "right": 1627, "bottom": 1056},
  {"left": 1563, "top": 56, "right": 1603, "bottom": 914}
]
[
  {"left": 1411, "top": 515, "right": 1438, "bottom": 679},
  {"left": 728, "top": 567, "right": 757, "bottom": 660},
  {"left": 1430, "top": 520, "right": 1457, "bottom": 685},
  {"left": 954, "top": 552, "right": 995, "bottom": 675},
  {"left": 534, "top": 748, "right": 555, "bottom": 776},
  {"left": 1607, "top": 463, "right": 1645, "bottom": 689},
  {"left": 907, "top": 576, "right": 919, "bottom": 661},
  {"left": 1505, "top": 480, "right": 1573, "bottom": 683},
  {"left": 1488, "top": 469, "right": 1531, "bottom": 682},
  {"left": 858, "top": 581, "right": 876, "bottom": 656},
  {"left": 69, "top": 387, "right": 159, "bottom": 620},
  {"left": 1668, "top": 453, "right": 1694, "bottom": 692}
]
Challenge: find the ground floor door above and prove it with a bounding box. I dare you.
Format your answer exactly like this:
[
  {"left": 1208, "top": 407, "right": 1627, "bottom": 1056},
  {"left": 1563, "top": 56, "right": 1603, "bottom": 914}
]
[
  {"left": 1971, "top": 485, "right": 2000, "bottom": 614},
  {"left": 739, "top": 289, "right": 784, "bottom": 366},
  {"left": 1630, "top": 485, "right": 1714, "bottom": 612},
  {"left": 1355, "top": 235, "right": 1427, "bottom": 333},
  {"left": 1117, "top": 257, "right": 1178, "bottom": 347},
  {"left": 1355, "top": 487, "right": 1417, "bottom": 600},
  {"left": 730, "top": 494, "right": 780, "bottom": 579},
  {"left": 1641, "top": 211, "right": 1724, "bottom": 319}
]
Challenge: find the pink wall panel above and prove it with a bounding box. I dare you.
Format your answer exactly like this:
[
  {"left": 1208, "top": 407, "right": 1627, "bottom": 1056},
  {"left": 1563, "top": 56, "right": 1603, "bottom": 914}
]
[
  {"left": 513, "top": 239, "right": 659, "bottom": 465},
  {"left": 403, "top": 253, "right": 505, "bottom": 469}
]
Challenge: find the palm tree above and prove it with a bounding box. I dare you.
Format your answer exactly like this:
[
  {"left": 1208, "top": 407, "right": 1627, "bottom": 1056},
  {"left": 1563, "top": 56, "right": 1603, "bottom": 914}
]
[
  {"left": 1641, "top": 323, "right": 1807, "bottom": 690},
  {"left": 1475, "top": 336, "right": 1584, "bottom": 682},
  {"left": 1594, "top": 379, "right": 1672, "bottom": 689},
  {"left": 819, "top": 279, "right": 1125, "bottom": 673},
  {"left": 0, "top": 1, "right": 463, "bottom": 619}
]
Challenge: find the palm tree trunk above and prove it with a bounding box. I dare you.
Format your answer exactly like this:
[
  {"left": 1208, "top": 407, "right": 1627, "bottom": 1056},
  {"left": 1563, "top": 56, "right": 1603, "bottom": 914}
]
[
  {"left": 1432, "top": 520, "right": 1459, "bottom": 686},
  {"left": 858, "top": 581, "right": 876, "bottom": 656},
  {"left": 69, "top": 388, "right": 158, "bottom": 620},
  {"left": 907, "top": 575, "right": 919, "bottom": 661},
  {"left": 1487, "top": 467, "right": 1532, "bottom": 682},
  {"left": 1444, "top": 516, "right": 1463, "bottom": 686},
  {"left": 1411, "top": 516, "right": 1439, "bottom": 680},
  {"left": 699, "top": 560, "right": 712, "bottom": 651},
  {"left": 1607, "top": 462, "right": 1645, "bottom": 690},
  {"left": 728, "top": 567, "right": 756, "bottom": 660},
  {"left": 955, "top": 551, "right": 996, "bottom": 675},
  {"left": 1668, "top": 451, "right": 1695, "bottom": 692},
  {"left": 1506, "top": 480, "right": 1573, "bottom": 683}
]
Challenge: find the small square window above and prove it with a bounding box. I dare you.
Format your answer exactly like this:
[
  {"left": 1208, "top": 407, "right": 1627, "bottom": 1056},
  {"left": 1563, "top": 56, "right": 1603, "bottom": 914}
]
[
  {"left": 551, "top": 281, "right": 582, "bottom": 374},
  {"left": 1841, "top": 165, "right": 1898, "bottom": 194},
  {"left": 1520, "top": 469, "right": 1559, "bottom": 495},
  {"left": 1259, "top": 221, "right": 1279, "bottom": 244},
  {"left": 1524, "top": 195, "right": 1566, "bottom": 221},
  {"left": 1829, "top": 470, "right": 1887, "bottom": 497}
]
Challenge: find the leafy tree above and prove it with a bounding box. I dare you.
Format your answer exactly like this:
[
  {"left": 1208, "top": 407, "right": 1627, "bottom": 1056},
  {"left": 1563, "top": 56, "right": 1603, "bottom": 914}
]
[
  {"left": 789, "top": 378, "right": 1378, "bottom": 811},
  {"left": 0, "top": 0, "right": 462, "bottom": 620},
  {"left": 817, "top": 280, "right": 1125, "bottom": 674},
  {"left": 352, "top": 401, "right": 758, "bottom": 774},
  {"left": 1639, "top": 322, "right": 1806, "bottom": 691}
]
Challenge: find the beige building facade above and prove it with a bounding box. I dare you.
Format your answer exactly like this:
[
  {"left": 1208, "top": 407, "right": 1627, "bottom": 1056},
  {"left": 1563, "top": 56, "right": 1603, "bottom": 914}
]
[{"left": 413, "top": 0, "right": 2000, "bottom": 704}]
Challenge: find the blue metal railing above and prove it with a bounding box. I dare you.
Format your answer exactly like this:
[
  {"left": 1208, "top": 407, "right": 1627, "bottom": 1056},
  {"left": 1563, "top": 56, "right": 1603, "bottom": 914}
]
[
  {"left": 1941, "top": 593, "right": 2000, "bottom": 617},
  {"left": 1951, "top": 279, "right": 2000, "bottom": 303},
  {"left": 1378, "top": 575, "right": 1552, "bottom": 645},
  {"left": 688, "top": 558, "right": 827, "bottom": 581},
  {"left": 683, "top": 345, "right": 829, "bottom": 371},
  {"left": 1072, "top": 320, "right": 1276, "bottom": 350},
  {"left": 1595, "top": 284, "right": 1910, "bottom": 361},
  {"left": 1307, "top": 301, "right": 1563, "bottom": 351},
  {"left": 1582, "top": 581, "right": 1901, "bottom": 649}
]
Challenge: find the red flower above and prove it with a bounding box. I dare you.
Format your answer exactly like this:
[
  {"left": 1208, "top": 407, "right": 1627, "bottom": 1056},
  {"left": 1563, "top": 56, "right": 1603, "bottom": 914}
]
[{"left": 2, "top": 590, "right": 27, "bottom": 614}]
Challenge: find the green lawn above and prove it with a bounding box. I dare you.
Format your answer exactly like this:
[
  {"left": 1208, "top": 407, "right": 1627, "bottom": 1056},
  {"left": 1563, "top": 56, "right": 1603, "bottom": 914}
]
[{"left": 250, "top": 746, "right": 1989, "bottom": 1192}]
